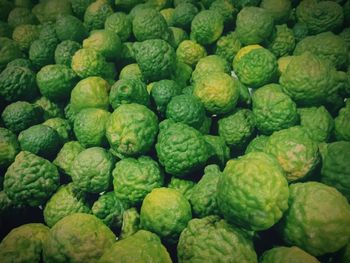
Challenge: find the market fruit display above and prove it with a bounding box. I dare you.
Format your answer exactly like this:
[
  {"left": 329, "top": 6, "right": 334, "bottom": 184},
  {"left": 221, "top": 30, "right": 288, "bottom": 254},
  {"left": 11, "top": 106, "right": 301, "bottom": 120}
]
[{"left": 1, "top": 0, "right": 350, "bottom": 262}]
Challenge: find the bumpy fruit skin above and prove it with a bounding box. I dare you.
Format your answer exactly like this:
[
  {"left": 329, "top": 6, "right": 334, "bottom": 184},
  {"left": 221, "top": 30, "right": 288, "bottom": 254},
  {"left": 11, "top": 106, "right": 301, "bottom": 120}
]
[
  {"left": 166, "top": 94, "right": 206, "bottom": 129},
  {"left": 296, "top": 0, "right": 343, "bottom": 35},
  {"left": 190, "top": 10, "right": 224, "bottom": 45},
  {"left": 191, "top": 55, "right": 230, "bottom": 83},
  {"left": 218, "top": 152, "right": 289, "bottom": 231},
  {"left": 0, "top": 66, "right": 36, "bottom": 102},
  {"left": 109, "top": 78, "right": 150, "bottom": 109},
  {"left": 12, "top": 24, "right": 40, "bottom": 51},
  {"left": 53, "top": 141, "right": 84, "bottom": 176},
  {"left": 140, "top": 187, "right": 192, "bottom": 243},
  {"left": 106, "top": 104, "right": 158, "bottom": 157},
  {"left": 203, "top": 135, "right": 230, "bottom": 167},
  {"left": 156, "top": 120, "right": 211, "bottom": 177},
  {"left": 132, "top": 8, "right": 172, "bottom": 42},
  {"left": 71, "top": 48, "right": 108, "bottom": 79},
  {"left": 70, "top": 0, "right": 94, "bottom": 19},
  {"left": 55, "top": 14, "right": 88, "bottom": 42},
  {"left": 173, "top": 3, "right": 198, "bottom": 30},
  {"left": 36, "top": 64, "right": 78, "bottom": 102},
  {"left": 6, "top": 58, "right": 33, "bottom": 70},
  {"left": 321, "top": 141, "right": 350, "bottom": 201},
  {"left": 4, "top": 151, "right": 60, "bottom": 206},
  {"left": 29, "top": 39, "right": 55, "bottom": 69},
  {"left": 133, "top": 39, "right": 176, "bottom": 82},
  {"left": 260, "top": 0, "right": 291, "bottom": 24},
  {"left": 104, "top": 12, "right": 132, "bottom": 42},
  {"left": 83, "top": 0, "right": 113, "bottom": 31},
  {"left": 32, "top": 0, "right": 72, "bottom": 24},
  {"left": 0, "top": 38, "right": 23, "bottom": 71},
  {"left": 151, "top": 79, "right": 182, "bottom": 115},
  {"left": 260, "top": 246, "right": 320, "bottom": 263},
  {"left": 43, "top": 117, "right": 72, "bottom": 143},
  {"left": 209, "top": 0, "right": 236, "bottom": 25},
  {"left": 267, "top": 24, "right": 295, "bottom": 58},
  {"left": 54, "top": 40, "right": 81, "bottom": 67},
  {"left": 236, "top": 7, "right": 274, "bottom": 45},
  {"left": 0, "top": 128, "right": 20, "bottom": 168},
  {"left": 92, "top": 192, "right": 126, "bottom": 228},
  {"left": 177, "top": 216, "right": 258, "bottom": 263},
  {"left": 167, "top": 177, "right": 195, "bottom": 200},
  {"left": 0, "top": 223, "right": 49, "bottom": 263},
  {"left": 193, "top": 72, "right": 240, "bottom": 115},
  {"left": 245, "top": 135, "right": 269, "bottom": 154},
  {"left": 34, "top": 97, "right": 64, "bottom": 120},
  {"left": 119, "top": 63, "right": 144, "bottom": 82},
  {"left": 298, "top": 106, "right": 334, "bottom": 143},
  {"left": 7, "top": 7, "right": 37, "bottom": 28},
  {"left": 1, "top": 101, "right": 43, "bottom": 134},
  {"left": 70, "top": 77, "right": 110, "bottom": 112},
  {"left": 252, "top": 84, "right": 298, "bottom": 135},
  {"left": 43, "top": 213, "right": 116, "bottom": 263},
  {"left": 18, "top": 124, "right": 62, "bottom": 159},
  {"left": 280, "top": 182, "right": 350, "bottom": 256},
  {"left": 190, "top": 165, "right": 221, "bottom": 218},
  {"left": 335, "top": 101, "right": 350, "bottom": 141},
  {"left": 120, "top": 207, "right": 140, "bottom": 239},
  {"left": 279, "top": 52, "right": 340, "bottom": 106},
  {"left": 233, "top": 46, "right": 278, "bottom": 88},
  {"left": 218, "top": 109, "right": 256, "bottom": 149},
  {"left": 264, "top": 126, "right": 320, "bottom": 182},
  {"left": 98, "top": 230, "right": 172, "bottom": 263},
  {"left": 294, "top": 32, "right": 347, "bottom": 69},
  {"left": 44, "top": 183, "right": 91, "bottom": 227},
  {"left": 215, "top": 31, "right": 242, "bottom": 63},
  {"left": 176, "top": 40, "right": 207, "bottom": 68},
  {"left": 70, "top": 147, "right": 114, "bottom": 193},
  {"left": 112, "top": 156, "right": 164, "bottom": 206},
  {"left": 73, "top": 108, "right": 110, "bottom": 148}
]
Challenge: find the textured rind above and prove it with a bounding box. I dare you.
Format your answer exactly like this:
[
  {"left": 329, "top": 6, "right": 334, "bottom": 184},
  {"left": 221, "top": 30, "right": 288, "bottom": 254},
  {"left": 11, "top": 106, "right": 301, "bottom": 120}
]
[
  {"left": 236, "top": 7, "right": 274, "bottom": 45},
  {"left": 190, "top": 165, "right": 221, "bottom": 218},
  {"left": 53, "top": 141, "right": 84, "bottom": 176},
  {"left": 321, "top": 141, "right": 350, "bottom": 201},
  {"left": 120, "top": 207, "right": 140, "bottom": 239},
  {"left": 0, "top": 66, "right": 37, "bottom": 102},
  {"left": 252, "top": 84, "right": 298, "bottom": 135},
  {"left": 44, "top": 183, "right": 91, "bottom": 227},
  {"left": 133, "top": 8, "right": 171, "bottom": 42},
  {"left": 12, "top": 24, "right": 40, "bottom": 51},
  {"left": 1, "top": 101, "right": 43, "bottom": 134},
  {"left": 70, "top": 147, "right": 114, "bottom": 193},
  {"left": 73, "top": 108, "right": 110, "bottom": 147},
  {"left": 176, "top": 40, "right": 207, "bottom": 67},
  {"left": 217, "top": 152, "right": 289, "bottom": 231},
  {"left": 98, "top": 230, "right": 172, "bottom": 263},
  {"left": 296, "top": 0, "right": 343, "bottom": 35},
  {"left": 83, "top": 0, "right": 113, "bottom": 31},
  {"left": 71, "top": 48, "right": 107, "bottom": 79},
  {"left": 191, "top": 55, "right": 230, "bottom": 83},
  {"left": 112, "top": 156, "right": 164, "bottom": 206},
  {"left": 104, "top": 12, "right": 132, "bottom": 42},
  {"left": 279, "top": 52, "right": 338, "bottom": 106},
  {"left": 0, "top": 223, "right": 49, "bottom": 263},
  {"left": 260, "top": 246, "right": 320, "bottom": 263},
  {"left": 334, "top": 101, "right": 350, "bottom": 141},
  {"left": 293, "top": 32, "right": 347, "bottom": 69},
  {"left": 140, "top": 187, "right": 192, "bottom": 243},
  {"left": 203, "top": 135, "right": 230, "bottom": 167},
  {"left": 267, "top": 24, "right": 295, "bottom": 58},
  {"left": 134, "top": 39, "right": 176, "bottom": 82},
  {"left": 233, "top": 47, "right": 277, "bottom": 88},
  {"left": 156, "top": 121, "right": 210, "bottom": 176},
  {"left": 43, "top": 117, "right": 72, "bottom": 143},
  {"left": 4, "top": 151, "right": 60, "bottom": 206},
  {"left": 36, "top": 64, "right": 78, "bottom": 101},
  {"left": 280, "top": 182, "right": 350, "bottom": 256},
  {"left": 34, "top": 97, "right": 64, "bottom": 120},
  {"left": 260, "top": 0, "right": 291, "bottom": 24},
  {"left": 109, "top": 78, "right": 150, "bottom": 109},
  {"left": 190, "top": 10, "right": 224, "bottom": 45},
  {"left": 194, "top": 72, "right": 239, "bottom": 114},
  {"left": 264, "top": 126, "right": 320, "bottom": 182},
  {"left": 177, "top": 216, "right": 258, "bottom": 263},
  {"left": 106, "top": 103, "right": 158, "bottom": 156},
  {"left": 218, "top": 109, "right": 255, "bottom": 149},
  {"left": 70, "top": 77, "right": 110, "bottom": 112},
  {"left": 54, "top": 40, "right": 81, "bottom": 67},
  {"left": 92, "top": 192, "right": 125, "bottom": 228},
  {"left": 215, "top": 31, "right": 242, "bottom": 63},
  {"left": 0, "top": 128, "right": 20, "bottom": 168},
  {"left": 209, "top": 0, "right": 235, "bottom": 25},
  {"left": 173, "top": 3, "right": 198, "bottom": 29},
  {"left": 18, "top": 124, "right": 62, "bottom": 158},
  {"left": 166, "top": 94, "right": 206, "bottom": 129},
  {"left": 168, "top": 177, "right": 196, "bottom": 200},
  {"left": 43, "top": 213, "right": 116, "bottom": 263},
  {"left": 29, "top": 39, "right": 56, "bottom": 69},
  {"left": 55, "top": 14, "right": 88, "bottom": 42},
  {"left": 245, "top": 135, "right": 269, "bottom": 154},
  {"left": 298, "top": 106, "right": 334, "bottom": 143}
]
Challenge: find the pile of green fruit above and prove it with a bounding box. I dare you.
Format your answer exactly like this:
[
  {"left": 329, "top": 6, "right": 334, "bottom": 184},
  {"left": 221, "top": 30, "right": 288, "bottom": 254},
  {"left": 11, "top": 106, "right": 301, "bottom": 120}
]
[{"left": 1, "top": 0, "right": 350, "bottom": 262}]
